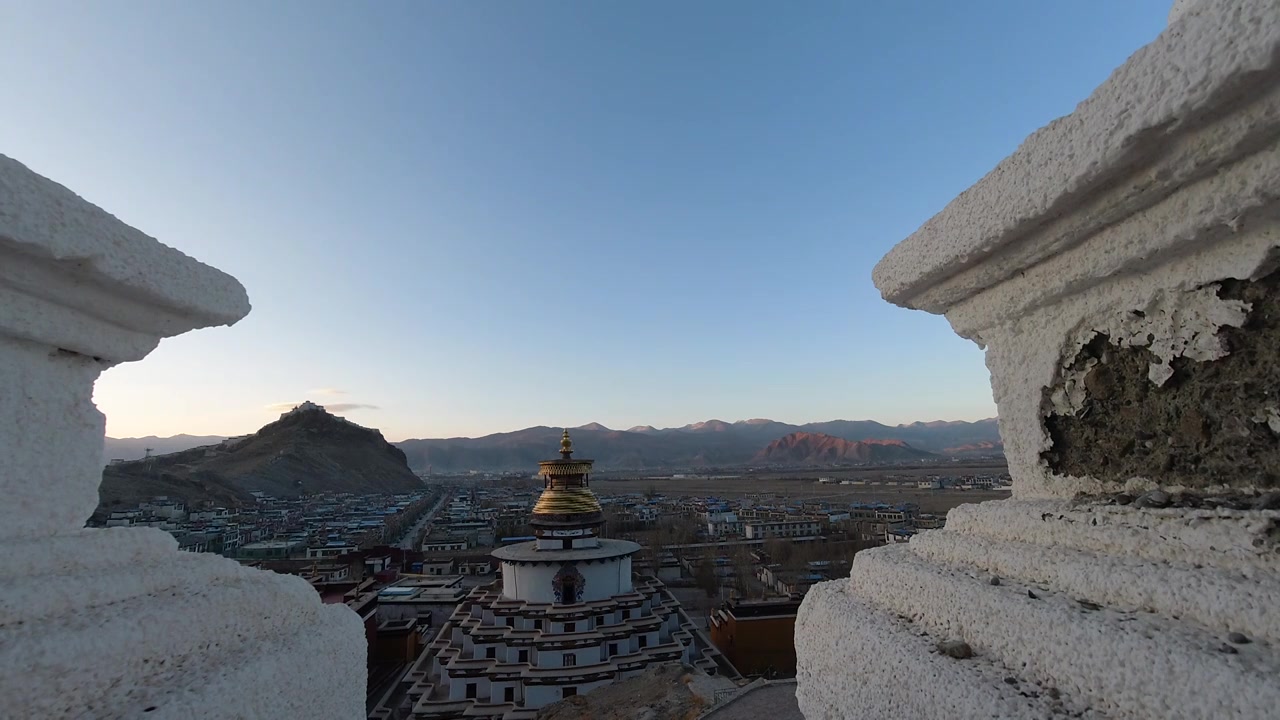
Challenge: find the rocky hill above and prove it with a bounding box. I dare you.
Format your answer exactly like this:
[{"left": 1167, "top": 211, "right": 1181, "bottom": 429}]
[
  {"left": 942, "top": 440, "right": 1004, "bottom": 455},
  {"left": 98, "top": 402, "right": 422, "bottom": 509},
  {"left": 752, "top": 432, "right": 936, "bottom": 465}
]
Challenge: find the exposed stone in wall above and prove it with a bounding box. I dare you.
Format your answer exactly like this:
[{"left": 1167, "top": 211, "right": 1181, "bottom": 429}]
[{"left": 1043, "top": 269, "right": 1280, "bottom": 489}]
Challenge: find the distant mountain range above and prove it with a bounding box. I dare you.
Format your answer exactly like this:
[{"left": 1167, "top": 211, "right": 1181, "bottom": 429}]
[
  {"left": 104, "top": 434, "right": 228, "bottom": 461},
  {"left": 98, "top": 403, "right": 422, "bottom": 510},
  {"left": 106, "top": 414, "right": 1002, "bottom": 473},
  {"left": 395, "top": 418, "right": 1000, "bottom": 471}
]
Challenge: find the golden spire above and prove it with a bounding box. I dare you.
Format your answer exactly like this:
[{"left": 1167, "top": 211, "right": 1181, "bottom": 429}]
[{"left": 533, "top": 429, "right": 602, "bottom": 521}]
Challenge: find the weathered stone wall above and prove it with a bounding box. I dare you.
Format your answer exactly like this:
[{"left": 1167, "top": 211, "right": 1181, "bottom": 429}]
[
  {"left": 797, "top": 2, "right": 1280, "bottom": 718},
  {"left": 1044, "top": 269, "right": 1280, "bottom": 491},
  {"left": 0, "top": 154, "right": 367, "bottom": 719}
]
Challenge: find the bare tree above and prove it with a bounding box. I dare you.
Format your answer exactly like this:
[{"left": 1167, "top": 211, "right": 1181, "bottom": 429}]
[
  {"left": 695, "top": 558, "right": 718, "bottom": 598},
  {"left": 732, "top": 555, "right": 754, "bottom": 597},
  {"left": 764, "top": 538, "right": 794, "bottom": 566}
]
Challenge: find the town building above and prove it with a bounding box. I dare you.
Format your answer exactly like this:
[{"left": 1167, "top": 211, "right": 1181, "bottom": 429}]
[
  {"left": 705, "top": 511, "right": 745, "bottom": 538},
  {"left": 709, "top": 597, "right": 803, "bottom": 677},
  {"left": 377, "top": 577, "right": 471, "bottom": 628},
  {"left": 422, "top": 558, "right": 458, "bottom": 576},
  {"left": 307, "top": 542, "right": 358, "bottom": 559},
  {"left": 744, "top": 519, "right": 821, "bottom": 540},
  {"left": 238, "top": 538, "right": 306, "bottom": 558},
  {"left": 885, "top": 527, "right": 914, "bottom": 544},
  {"left": 654, "top": 552, "right": 683, "bottom": 583},
  {"left": 399, "top": 431, "right": 732, "bottom": 718},
  {"left": 423, "top": 539, "right": 468, "bottom": 553},
  {"left": 913, "top": 514, "right": 946, "bottom": 530}
]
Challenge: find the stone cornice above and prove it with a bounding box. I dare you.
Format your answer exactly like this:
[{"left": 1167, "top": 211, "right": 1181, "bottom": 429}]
[
  {"left": 491, "top": 538, "right": 640, "bottom": 565},
  {"left": 0, "top": 155, "right": 250, "bottom": 361},
  {"left": 873, "top": 0, "right": 1280, "bottom": 318}
]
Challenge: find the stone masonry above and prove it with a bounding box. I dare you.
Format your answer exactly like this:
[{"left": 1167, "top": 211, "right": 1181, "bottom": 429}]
[
  {"left": 796, "top": 1, "right": 1280, "bottom": 718},
  {"left": 0, "top": 155, "right": 367, "bottom": 718}
]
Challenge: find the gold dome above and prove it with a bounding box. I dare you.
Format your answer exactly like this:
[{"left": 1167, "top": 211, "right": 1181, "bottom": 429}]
[
  {"left": 532, "top": 486, "right": 603, "bottom": 516},
  {"left": 531, "top": 429, "right": 602, "bottom": 527}
]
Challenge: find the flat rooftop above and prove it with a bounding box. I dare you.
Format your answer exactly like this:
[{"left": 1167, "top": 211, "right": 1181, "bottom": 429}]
[{"left": 378, "top": 587, "right": 467, "bottom": 603}]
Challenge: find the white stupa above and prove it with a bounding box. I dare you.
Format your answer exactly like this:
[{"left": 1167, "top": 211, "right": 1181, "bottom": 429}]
[{"left": 402, "top": 430, "right": 729, "bottom": 718}]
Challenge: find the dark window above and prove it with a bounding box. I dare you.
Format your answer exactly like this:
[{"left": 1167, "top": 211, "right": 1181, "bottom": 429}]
[
  {"left": 560, "top": 578, "right": 579, "bottom": 604},
  {"left": 486, "top": 647, "right": 496, "bottom": 659},
  {"left": 504, "top": 687, "right": 515, "bottom": 702},
  {"left": 638, "top": 635, "right": 647, "bottom": 648},
  {"left": 563, "top": 538, "right": 573, "bottom": 549},
  {"left": 609, "top": 643, "right": 618, "bottom": 656},
  {"left": 505, "top": 617, "right": 514, "bottom": 627},
  {"left": 562, "top": 687, "right": 577, "bottom": 699},
  {"left": 563, "top": 653, "right": 576, "bottom": 667},
  {"left": 465, "top": 683, "right": 477, "bottom": 699},
  {"left": 621, "top": 609, "right": 630, "bottom": 620},
  {"left": 518, "top": 650, "right": 529, "bottom": 663},
  {"left": 564, "top": 622, "right": 575, "bottom": 633}
]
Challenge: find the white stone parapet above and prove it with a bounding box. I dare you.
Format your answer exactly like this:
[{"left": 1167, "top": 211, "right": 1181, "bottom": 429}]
[
  {"left": 0, "top": 155, "right": 366, "bottom": 718},
  {"left": 797, "top": 1, "right": 1280, "bottom": 718},
  {"left": 398, "top": 577, "right": 731, "bottom": 718}
]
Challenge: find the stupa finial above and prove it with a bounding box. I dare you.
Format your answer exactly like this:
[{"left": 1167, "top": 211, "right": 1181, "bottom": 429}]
[{"left": 560, "top": 429, "right": 573, "bottom": 458}]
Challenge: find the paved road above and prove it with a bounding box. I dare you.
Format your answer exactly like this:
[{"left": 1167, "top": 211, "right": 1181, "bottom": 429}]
[{"left": 396, "top": 491, "right": 450, "bottom": 550}]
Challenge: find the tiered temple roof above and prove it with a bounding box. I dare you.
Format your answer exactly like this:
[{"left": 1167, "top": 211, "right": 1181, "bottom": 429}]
[
  {"left": 401, "top": 577, "right": 734, "bottom": 719},
  {"left": 529, "top": 430, "right": 604, "bottom": 527}
]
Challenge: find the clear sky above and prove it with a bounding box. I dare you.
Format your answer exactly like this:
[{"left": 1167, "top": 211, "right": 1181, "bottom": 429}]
[{"left": 3, "top": 1, "right": 1169, "bottom": 441}]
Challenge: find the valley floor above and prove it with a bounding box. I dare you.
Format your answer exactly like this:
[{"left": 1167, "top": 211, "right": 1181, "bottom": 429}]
[{"left": 593, "top": 463, "right": 1009, "bottom": 516}]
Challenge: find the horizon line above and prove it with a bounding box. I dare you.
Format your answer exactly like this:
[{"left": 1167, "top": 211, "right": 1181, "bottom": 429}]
[{"left": 105, "top": 413, "right": 1000, "bottom": 443}]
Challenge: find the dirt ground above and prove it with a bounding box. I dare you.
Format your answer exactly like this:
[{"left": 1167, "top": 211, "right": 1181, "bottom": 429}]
[
  {"left": 536, "top": 663, "right": 736, "bottom": 720},
  {"left": 596, "top": 460, "right": 1006, "bottom": 483}
]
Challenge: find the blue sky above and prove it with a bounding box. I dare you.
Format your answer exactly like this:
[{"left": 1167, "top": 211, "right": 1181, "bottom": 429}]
[{"left": 2, "top": 1, "right": 1169, "bottom": 440}]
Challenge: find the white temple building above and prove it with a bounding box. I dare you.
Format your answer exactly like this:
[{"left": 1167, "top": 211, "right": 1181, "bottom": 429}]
[{"left": 397, "top": 431, "right": 732, "bottom": 719}]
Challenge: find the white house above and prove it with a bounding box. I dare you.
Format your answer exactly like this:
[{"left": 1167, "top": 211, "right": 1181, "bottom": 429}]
[{"left": 744, "top": 519, "right": 821, "bottom": 540}]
